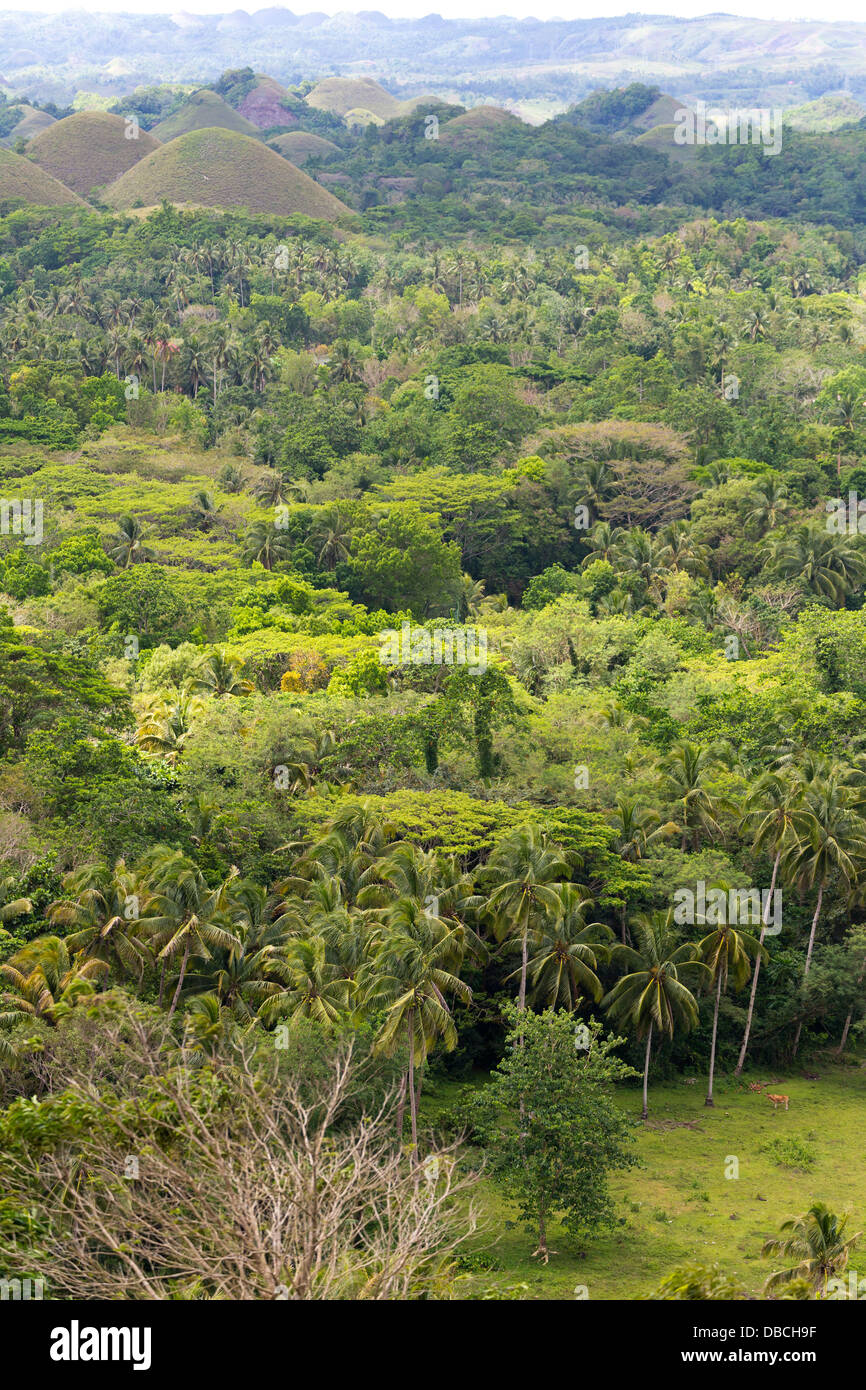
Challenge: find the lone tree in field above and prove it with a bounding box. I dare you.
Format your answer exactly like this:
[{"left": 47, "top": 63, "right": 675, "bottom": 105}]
[{"left": 466, "top": 1004, "right": 637, "bottom": 1263}]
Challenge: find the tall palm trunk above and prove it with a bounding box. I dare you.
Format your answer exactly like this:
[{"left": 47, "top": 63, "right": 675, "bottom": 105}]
[
  {"left": 407, "top": 1008, "right": 418, "bottom": 1157},
  {"left": 414, "top": 1061, "right": 424, "bottom": 1121},
  {"left": 837, "top": 952, "right": 866, "bottom": 1056},
  {"left": 166, "top": 940, "right": 190, "bottom": 1020},
  {"left": 641, "top": 1022, "right": 653, "bottom": 1120},
  {"left": 518, "top": 924, "right": 529, "bottom": 1010},
  {"left": 395, "top": 1070, "right": 407, "bottom": 1141},
  {"left": 735, "top": 849, "right": 780, "bottom": 1075},
  {"left": 793, "top": 879, "right": 824, "bottom": 1057},
  {"left": 706, "top": 968, "right": 723, "bottom": 1106}
]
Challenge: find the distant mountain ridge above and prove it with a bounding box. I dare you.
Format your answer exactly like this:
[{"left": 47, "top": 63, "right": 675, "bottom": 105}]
[{"left": 7, "top": 10, "right": 866, "bottom": 113}]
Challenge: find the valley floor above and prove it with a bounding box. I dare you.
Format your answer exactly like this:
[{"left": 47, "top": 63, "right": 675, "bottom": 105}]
[{"left": 435, "top": 1064, "right": 866, "bottom": 1300}]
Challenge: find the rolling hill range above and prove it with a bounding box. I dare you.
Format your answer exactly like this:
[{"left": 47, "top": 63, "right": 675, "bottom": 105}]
[
  {"left": 152, "top": 89, "right": 262, "bottom": 142},
  {"left": 28, "top": 111, "right": 159, "bottom": 195},
  {"left": 269, "top": 131, "right": 339, "bottom": 164},
  {"left": 0, "top": 146, "right": 85, "bottom": 206},
  {"left": 11, "top": 12, "right": 866, "bottom": 114},
  {"left": 103, "top": 127, "right": 351, "bottom": 219}
]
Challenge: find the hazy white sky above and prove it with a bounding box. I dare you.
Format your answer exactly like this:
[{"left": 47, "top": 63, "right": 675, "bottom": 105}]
[{"left": 5, "top": 2, "right": 866, "bottom": 21}]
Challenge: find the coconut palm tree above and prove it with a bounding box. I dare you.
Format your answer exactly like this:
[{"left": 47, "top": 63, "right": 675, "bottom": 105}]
[
  {"left": 108, "top": 514, "right": 154, "bottom": 568},
  {"left": 364, "top": 898, "right": 471, "bottom": 1152},
  {"left": 218, "top": 462, "right": 245, "bottom": 495},
  {"left": 656, "top": 520, "right": 710, "bottom": 578},
  {"left": 769, "top": 524, "right": 866, "bottom": 608},
  {"left": 207, "top": 326, "right": 233, "bottom": 403},
  {"left": 182, "top": 991, "right": 239, "bottom": 1058},
  {"left": 603, "top": 911, "right": 708, "bottom": 1119},
  {"left": 0, "top": 936, "right": 109, "bottom": 1026},
  {"left": 735, "top": 772, "right": 803, "bottom": 1075},
  {"left": 48, "top": 859, "right": 152, "bottom": 983},
  {"left": 136, "top": 692, "right": 205, "bottom": 764},
  {"left": 143, "top": 850, "right": 241, "bottom": 1019},
  {"left": 0, "top": 875, "right": 32, "bottom": 927},
  {"left": 314, "top": 510, "right": 352, "bottom": 570},
  {"left": 696, "top": 911, "right": 764, "bottom": 1106},
  {"left": 614, "top": 528, "right": 667, "bottom": 602},
  {"left": 187, "top": 650, "right": 255, "bottom": 698},
  {"left": 480, "top": 825, "right": 569, "bottom": 1011},
  {"left": 253, "top": 470, "right": 290, "bottom": 506},
  {"left": 659, "top": 741, "right": 725, "bottom": 851},
  {"left": 258, "top": 933, "right": 352, "bottom": 1030},
  {"left": 828, "top": 391, "right": 862, "bottom": 475},
  {"left": 329, "top": 339, "right": 364, "bottom": 384},
  {"left": 746, "top": 475, "right": 789, "bottom": 537},
  {"left": 456, "top": 572, "right": 486, "bottom": 621},
  {"left": 573, "top": 459, "right": 614, "bottom": 525},
  {"left": 182, "top": 337, "right": 208, "bottom": 398},
  {"left": 188, "top": 489, "right": 221, "bottom": 531},
  {"left": 581, "top": 520, "right": 625, "bottom": 565},
  {"left": 242, "top": 520, "right": 292, "bottom": 571},
  {"left": 524, "top": 884, "right": 613, "bottom": 1010},
  {"left": 609, "top": 800, "right": 678, "bottom": 941},
  {"left": 153, "top": 333, "right": 179, "bottom": 392},
  {"left": 762, "top": 1203, "right": 861, "bottom": 1295},
  {"left": 785, "top": 775, "right": 866, "bottom": 1056}
]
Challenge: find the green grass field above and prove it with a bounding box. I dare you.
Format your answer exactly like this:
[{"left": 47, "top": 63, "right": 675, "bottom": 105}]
[{"left": 427, "top": 1063, "right": 866, "bottom": 1300}]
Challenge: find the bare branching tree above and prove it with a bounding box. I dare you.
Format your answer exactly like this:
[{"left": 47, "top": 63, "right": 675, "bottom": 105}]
[{"left": 1, "top": 1038, "right": 480, "bottom": 1300}]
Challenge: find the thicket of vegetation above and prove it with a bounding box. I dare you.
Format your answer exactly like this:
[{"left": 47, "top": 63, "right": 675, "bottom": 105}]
[{"left": 3, "top": 73, "right": 866, "bottom": 1299}]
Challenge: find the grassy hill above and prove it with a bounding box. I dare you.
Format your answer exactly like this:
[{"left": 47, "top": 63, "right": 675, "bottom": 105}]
[
  {"left": 344, "top": 108, "right": 385, "bottom": 130},
  {"left": 269, "top": 131, "right": 339, "bottom": 163},
  {"left": 786, "top": 91, "right": 865, "bottom": 131},
  {"left": 235, "top": 75, "right": 295, "bottom": 130},
  {"left": 631, "top": 92, "right": 686, "bottom": 132},
  {"left": 439, "top": 105, "right": 522, "bottom": 144},
  {"left": 635, "top": 122, "right": 702, "bottom": 164},
  {"left": 305, "top": 77, "right": 402, "bottom": 120},
  {"left": 152, "top": 89, "right": 262, "bottom": 142},
  {"left": 0, "top": 146, "right": 86, "bottom": 206},
  {"left": 104, "top": 127, "right": 351, "bottom": 219},
  {"left": 305, "top": 76, "right": 427, "bottom": 125},
  {"left": 564, "top": 85, "right": 689, "bottom": 141},
  {"left": 0, "top": 103, "right": 56, "bottom": 147},
  {"left": 28, "top": 111, "right": 159, "bottom": 195}
]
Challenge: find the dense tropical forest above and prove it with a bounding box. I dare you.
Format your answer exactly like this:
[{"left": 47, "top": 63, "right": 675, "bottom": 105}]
[{"left": 4, "top": 49, "right": 866, "bottom": 1306}]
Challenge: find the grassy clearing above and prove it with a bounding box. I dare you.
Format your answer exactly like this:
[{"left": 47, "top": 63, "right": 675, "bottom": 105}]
[{"left": 425, "top": 1063, "right": 866, "bottom": 1300}]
